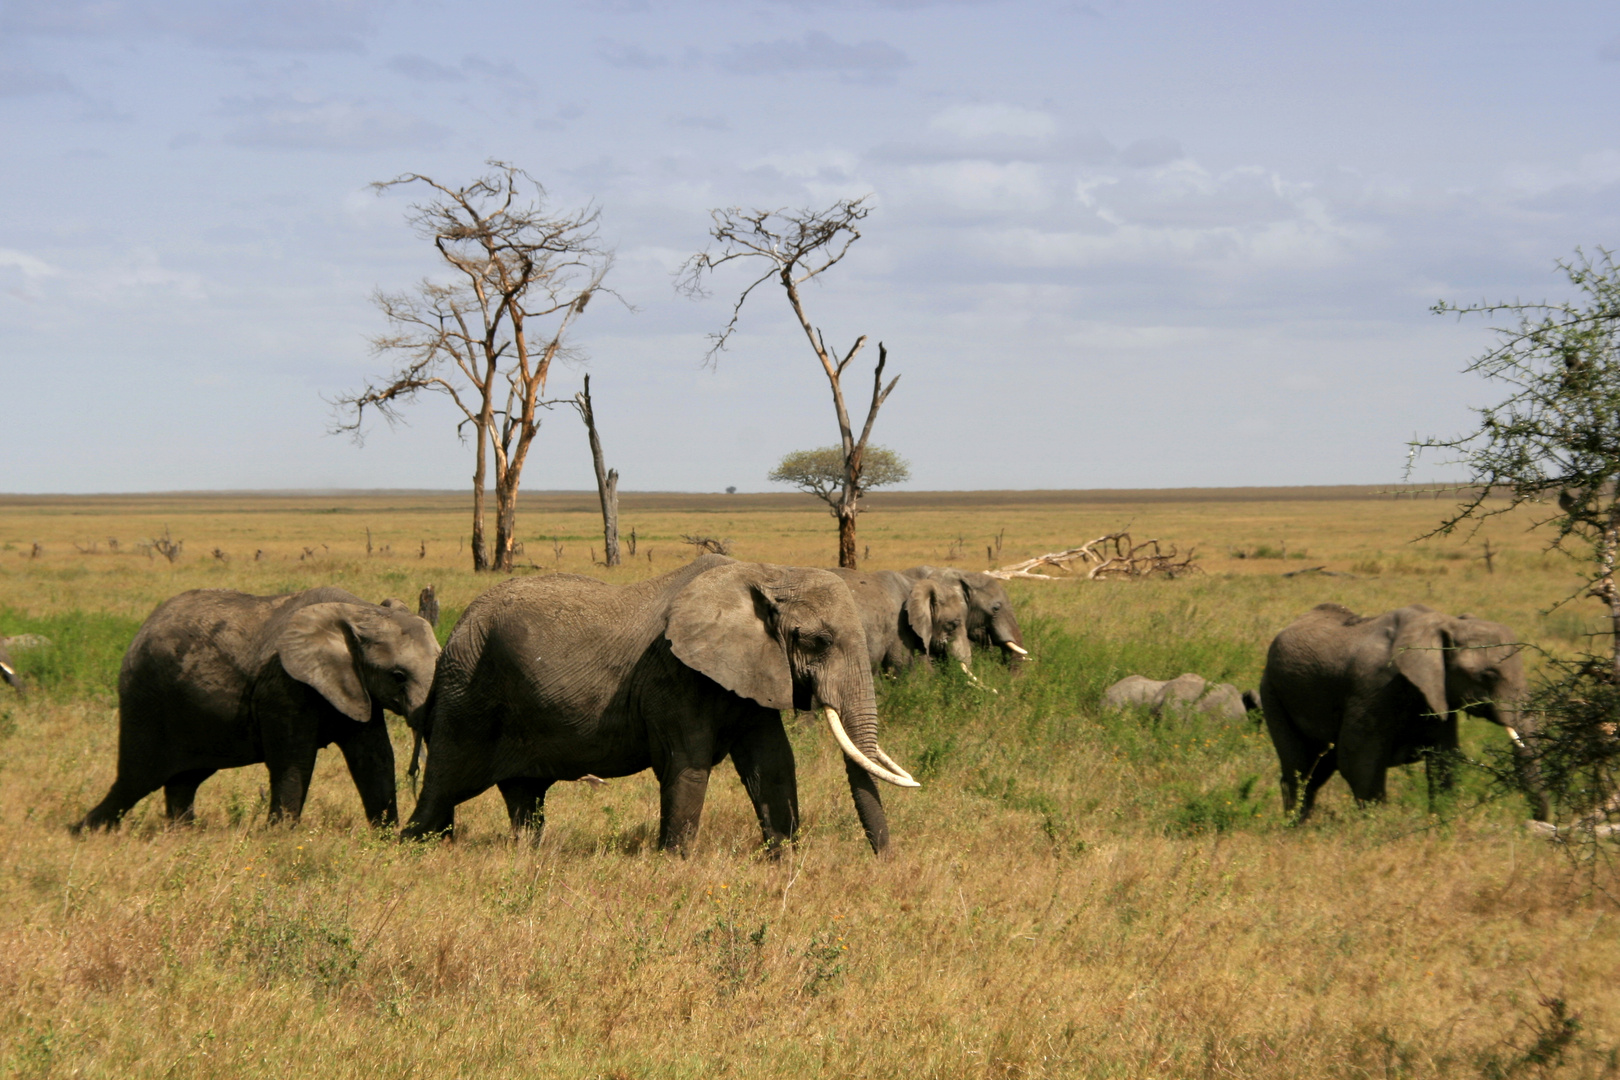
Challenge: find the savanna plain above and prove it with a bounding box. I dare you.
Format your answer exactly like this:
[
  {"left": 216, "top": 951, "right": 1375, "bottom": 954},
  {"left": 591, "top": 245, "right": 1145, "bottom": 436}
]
[{"left": 1, "top": 487, "right": 1617, "bottom": 1079}]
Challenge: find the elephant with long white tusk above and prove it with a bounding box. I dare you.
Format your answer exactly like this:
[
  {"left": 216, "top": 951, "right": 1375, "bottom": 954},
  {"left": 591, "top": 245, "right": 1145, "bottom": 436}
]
[{"left": 402, "top": 556, "right": 919, "bottom": 856}]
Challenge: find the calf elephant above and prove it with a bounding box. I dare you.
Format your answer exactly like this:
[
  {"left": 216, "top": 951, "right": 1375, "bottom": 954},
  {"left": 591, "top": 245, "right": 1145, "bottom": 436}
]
[
  {"left": 74, "top": 587, "right": 440, "bottom": 832},
  {"left": 1259, "top": 603, "right": 1547, "bottom": 821},
  {"left": 829, "top": 568, "right": 971, "bottom": 672},
  {"left": 903, "top": 566, "right": 1026, "bottom": 662},
  {"left": 402, "top": 555, "right": 919, "bottom": 856}
]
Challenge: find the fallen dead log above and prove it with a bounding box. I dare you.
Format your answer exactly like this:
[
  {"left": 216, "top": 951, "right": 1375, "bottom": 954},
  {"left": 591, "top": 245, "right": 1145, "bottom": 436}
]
[{"left": 987, "top": 532, "right": 1201, "bottom": 581}]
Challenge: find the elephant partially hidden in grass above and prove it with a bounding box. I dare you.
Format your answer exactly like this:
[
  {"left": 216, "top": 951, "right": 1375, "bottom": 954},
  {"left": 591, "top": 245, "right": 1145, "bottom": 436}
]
[
  {"left": 1259, "top": 603, "right": 1547, "bottom": 822},
  {"left": 903, "top": 567, "right": 1027, "bottom": 663},
  {"left": 829, "top": 568, "right": 972, "bottom": 672},
  {"left": 401, "top": 555, "right": 919, "bottom": 855},
  {"left": 74, "top": 587, "right": 440, "bottom": 832}
]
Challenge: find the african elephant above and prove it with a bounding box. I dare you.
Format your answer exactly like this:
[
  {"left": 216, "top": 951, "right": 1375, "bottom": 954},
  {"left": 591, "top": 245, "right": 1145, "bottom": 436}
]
[
  {"left": 74, "top": 587, "right": 440, "bottom": 832},
  {"left": 1259, "top": 603, "right": 1547, "bottom": 821},
  {"left": 1102, "top": 673, "right": 1259, "bottom": 721},
  {"left": 401, "top": 555, "right": 919, "bottom": 856},
  {"left": 829, "top": 568, "right": 972, "bottom": 672},
  {"left": 903, "top": 566, "right": 1027, "bottom": 662}
]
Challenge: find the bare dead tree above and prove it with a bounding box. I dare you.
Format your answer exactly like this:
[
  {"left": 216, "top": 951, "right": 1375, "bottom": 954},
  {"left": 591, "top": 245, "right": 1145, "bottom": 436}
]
[
  {"left": 567, "top": 374, "right": 620, "bottom": 566},
  {"left": 681, "top": 535, "right": 731, "bottom": 556},
  {"left": 988, "top": 533, "right": 1202, "bottom": 581},
  {"left": 334, "top": 160, "right": 614, "bottom": 572},
  {"left": 677, "top": 197, "right": 897, "bottom": 569}
]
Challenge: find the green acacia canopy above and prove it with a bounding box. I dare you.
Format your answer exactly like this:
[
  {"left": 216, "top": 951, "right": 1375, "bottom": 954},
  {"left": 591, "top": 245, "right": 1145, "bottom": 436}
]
[{"left": 768, "top": 446, "right": 910, "bottom": 506}]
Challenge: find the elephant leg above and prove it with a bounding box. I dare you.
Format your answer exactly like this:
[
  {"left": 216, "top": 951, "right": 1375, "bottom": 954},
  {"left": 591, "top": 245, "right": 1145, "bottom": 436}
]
[
  {"left": 1299, "top": 746, "right": 1338, "bottom": 821},
  {"left": 729, "top": 718, "right": 800, "bottom": 856},
  {"left": 266, "top": 744, "right": 319, "bottom": 824},
  {"left": 1424, "top": 714, "right": 1461, "bottom": 812},
  {"left": 74, "top": 774, "right": 162, "bottom": 833},
  {"left": 1260, "top": 691, "right": 1331, "bottom": 821},
  {"left": 655, "top": 764, "right": 712, "bottom": 855},
  {"left": 844, "top": 756, "right": 890, "bottom": 856},
  {"left": 164, "top": 768, "right": 215, "bottom": 824},
  {"left": 498, "top": 777, "right": 555, "bottom": 842},
  {"left": 1337, "top": 740, "right": 1390, "bottom": 808},
  {"left": 401, "top": 772, "right": 488, "bottom": 840},
  {"left": 335, "top": 720, "right": 399, "bottom": 828}
]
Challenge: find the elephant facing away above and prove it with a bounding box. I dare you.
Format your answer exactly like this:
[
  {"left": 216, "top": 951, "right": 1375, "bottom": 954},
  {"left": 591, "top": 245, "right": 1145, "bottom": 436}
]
[
  {"left": 829, "top": 568, "right": 971, "bottom": 673},
  {"left": 401, "top": 555, "right": 919, "bottom": 856},
  {"left": 75, "top": 587, "right": 440, "bottom": 832},
  {"left": 1259, "top": 603, "right": 1547, "bottom": 822},
  {"left": 903, "top": 567, "right": 1027, "bottom": 662}
]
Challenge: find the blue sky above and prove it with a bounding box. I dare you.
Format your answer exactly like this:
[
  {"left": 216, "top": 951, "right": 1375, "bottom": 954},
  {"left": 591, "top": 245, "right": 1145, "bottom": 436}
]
[{"left": 3, "top": 0, "right": 1619, "bottom": 493}]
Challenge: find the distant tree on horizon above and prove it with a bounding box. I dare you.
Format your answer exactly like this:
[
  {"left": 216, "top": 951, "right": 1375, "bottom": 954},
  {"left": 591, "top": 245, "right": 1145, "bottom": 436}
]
[{"left": 769, "top": 446, "right": 910, "bottom": 520}]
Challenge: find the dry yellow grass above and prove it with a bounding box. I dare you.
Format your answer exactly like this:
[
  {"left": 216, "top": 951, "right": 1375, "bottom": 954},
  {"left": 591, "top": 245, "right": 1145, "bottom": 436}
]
[{"left": 0, "top": 489, "right": 1616, "bottom": 1078}]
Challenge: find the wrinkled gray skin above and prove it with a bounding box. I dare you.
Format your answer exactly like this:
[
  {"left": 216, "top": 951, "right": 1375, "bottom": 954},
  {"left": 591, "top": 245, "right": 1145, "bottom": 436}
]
[
  {"left": 903, "top": 567, "right": 1025, "bottom": 662},
  {"left": 0, "top": 640, "right": 20, "bottom": 694},
  {"left": 829, "top": 568, "right": 972, "bottom": 673},
  {"left": 1259, "top": 603, "right": 1547, "bottom": 822},
  {"left": 74, "top": 587, "right": 440, "bottom": 832},
  {"left": 401, "top": 556, "right": 913, "bottom": 856}
]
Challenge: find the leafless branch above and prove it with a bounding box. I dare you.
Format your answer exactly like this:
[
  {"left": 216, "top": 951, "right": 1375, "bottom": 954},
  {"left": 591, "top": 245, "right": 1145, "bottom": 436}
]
[{"left": 988, "top": 533, "right": 1202, "bottom": 581}]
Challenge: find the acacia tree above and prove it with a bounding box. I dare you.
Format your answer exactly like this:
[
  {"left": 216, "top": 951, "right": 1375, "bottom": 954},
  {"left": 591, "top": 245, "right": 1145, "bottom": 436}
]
[
  {"left": 335, "top": 161, "right": 612, "bottom": 572},
  {"left": 769, "top": 446, "right": 909, "bottom": 514},
  {"left": 1411, "top": 248, "right": 1620, "bottom": 822},
  {"left": 678, "top": 198, "right": 898, "bottom": 569}
]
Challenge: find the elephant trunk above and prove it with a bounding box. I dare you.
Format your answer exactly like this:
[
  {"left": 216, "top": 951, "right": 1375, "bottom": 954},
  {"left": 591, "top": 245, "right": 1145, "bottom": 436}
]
[
  {"left": 1501, "top": 706, "right": 1551, "bottom": 822},
  {"left": 819, "top": 667, "right": 918, "bottom": 858}
]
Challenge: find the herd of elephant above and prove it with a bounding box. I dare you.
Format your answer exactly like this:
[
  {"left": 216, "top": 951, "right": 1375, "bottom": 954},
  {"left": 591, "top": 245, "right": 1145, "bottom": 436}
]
[{"left": 50, "top": 555, "right": 1548, "bottom": 858}]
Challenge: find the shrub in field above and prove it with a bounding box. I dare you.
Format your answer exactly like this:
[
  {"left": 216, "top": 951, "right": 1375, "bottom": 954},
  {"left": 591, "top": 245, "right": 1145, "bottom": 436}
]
[{"left": 1415, "top": 248, "right": 1620, "bottom": 835}]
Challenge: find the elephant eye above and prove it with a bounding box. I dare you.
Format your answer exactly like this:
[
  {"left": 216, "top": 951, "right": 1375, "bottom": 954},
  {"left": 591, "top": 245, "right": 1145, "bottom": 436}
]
[
  {"left": 991, "top": 603, "right": 1001, "bottom": 613},
  {"left": 793, "top": 628, "right": 831, "bottom": 653},
  {"left": 391, "top": 668, "right": 409, "bottom": 683}
]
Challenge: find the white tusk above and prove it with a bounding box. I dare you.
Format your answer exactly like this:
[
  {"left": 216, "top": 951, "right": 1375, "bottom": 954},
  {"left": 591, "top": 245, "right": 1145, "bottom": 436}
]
[
  {"left": 870, "top": 747, "right": 917, "bottom": 785},
  {"left": 1003, "top": 642, "right": 1029, "bottom": 656},
  {"left": 1505, "top": 726, "right": 1527, "bottom": 749},
  {"left": 824, "top": 708, "right": 920, "bottom": 788},
  {"left": 960, "top": 662, "right": 999, "bottom": 695}
]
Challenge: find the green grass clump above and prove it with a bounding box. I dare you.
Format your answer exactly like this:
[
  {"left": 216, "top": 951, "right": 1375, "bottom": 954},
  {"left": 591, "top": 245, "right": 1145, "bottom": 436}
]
[{"left": 0, "top": 607, "right": 140, "bottom": 700}]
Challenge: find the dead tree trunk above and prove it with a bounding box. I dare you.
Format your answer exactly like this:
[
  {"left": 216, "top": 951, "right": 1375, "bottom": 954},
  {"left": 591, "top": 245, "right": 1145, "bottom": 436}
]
[{"left": 575, "top": 374, "right": 620, "bottom": 566}]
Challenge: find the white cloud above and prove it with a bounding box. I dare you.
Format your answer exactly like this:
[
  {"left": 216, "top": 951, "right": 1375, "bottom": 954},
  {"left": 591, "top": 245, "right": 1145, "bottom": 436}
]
[
  {"left": 221, "top": 94, "right": 450, "bottom": 151},
  {"left": 716, "top": 31, "right": 910, "bottom": 84},
  {"left": 928, "top": 103, "right": 1057, "bottom": 141},
  {"left": 899, "top": 159, "right": 1055, "bottom": 213},
  {"left": 0, "top": 249, "right": 63, "bottom": 280}
]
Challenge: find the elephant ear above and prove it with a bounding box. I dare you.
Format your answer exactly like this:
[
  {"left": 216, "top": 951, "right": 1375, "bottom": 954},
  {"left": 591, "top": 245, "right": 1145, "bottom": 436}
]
[
  {"left": 1392, "top": 610, "right": 1452, "bottom": 719},
  {"left": 906, "top": 578, "right": 938, "bottom": 655},
  {"left": 666, "top": 563, "right": 793, "bottom": 710},
  {"left": 276, "top": 602, "right": 373, "bottom": 724}
]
